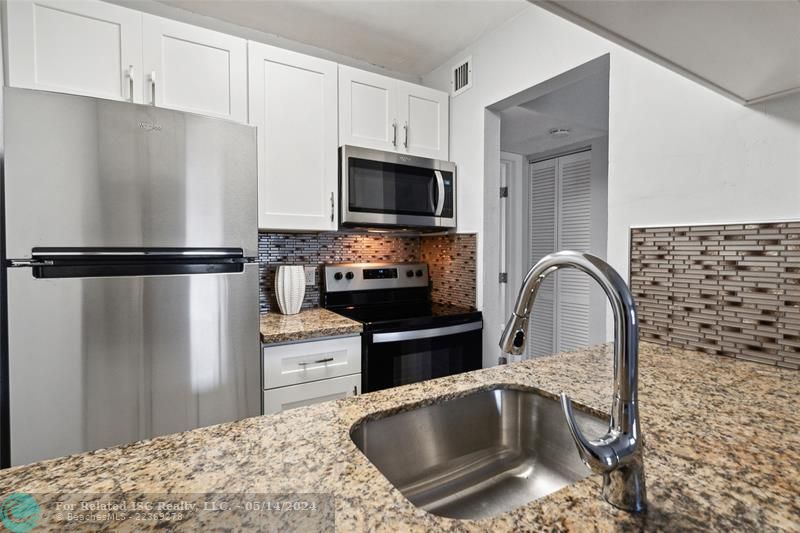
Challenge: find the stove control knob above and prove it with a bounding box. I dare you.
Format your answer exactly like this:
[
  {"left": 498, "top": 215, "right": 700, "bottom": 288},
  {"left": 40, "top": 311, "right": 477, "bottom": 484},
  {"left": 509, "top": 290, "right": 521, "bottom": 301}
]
[
  {"left": 345, "top": 271, "right": 355, "bottom": 280},
  {"left": 406, "top": 270, "right": 414, "bottom": 278},
  {"left": 334, "top": 272, "right": 343, "bottom": 281},
  {"left": 415, "top": 270, "right": 424, "bottom": 277}
]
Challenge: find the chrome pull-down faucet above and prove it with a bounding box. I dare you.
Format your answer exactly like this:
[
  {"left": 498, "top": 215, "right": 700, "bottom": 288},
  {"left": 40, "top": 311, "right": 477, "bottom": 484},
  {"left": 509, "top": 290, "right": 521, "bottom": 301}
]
[{"left": 499, "top": 251, "right": 646, "bottom": 513}]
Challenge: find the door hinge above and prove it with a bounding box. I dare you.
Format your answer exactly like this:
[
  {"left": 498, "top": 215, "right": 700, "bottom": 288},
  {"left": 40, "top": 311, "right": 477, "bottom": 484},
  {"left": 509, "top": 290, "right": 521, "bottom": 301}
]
[
  {"left": 499, "top": 186, "right": 508, "bottom": 198},
  {"left": 499, "top": 272, "right": 508, "bottom": 283}
]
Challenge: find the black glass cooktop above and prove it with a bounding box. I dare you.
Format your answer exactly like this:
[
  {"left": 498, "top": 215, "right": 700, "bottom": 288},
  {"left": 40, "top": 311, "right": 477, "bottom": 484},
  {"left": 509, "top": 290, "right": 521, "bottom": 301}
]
[{"left": 328, "top": 301, "right": 481, "bottom": 332}]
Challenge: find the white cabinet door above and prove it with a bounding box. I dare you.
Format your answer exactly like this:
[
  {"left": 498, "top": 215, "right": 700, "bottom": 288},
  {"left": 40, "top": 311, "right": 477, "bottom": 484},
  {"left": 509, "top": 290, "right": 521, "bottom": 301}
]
[
  {"left": 5, "top": 0, "right": 143, "bottom": 102},
  {"left": 263, "top": 374, "right": 360, "bottom": 415},
  {"left": 339, "top": 65, "right": 449, "bottom": 159},
  {"left": 249, "top": 42, "right": 338, "bottom": 230},
  {"left": 397, "top": 81, "right": 449, "bottom": 160},
  {"left": 339, "top": 65, "right": 398, "bottom": 152},
  {"left": 142, "top": 15, "right": 247, "bottom": 122}
]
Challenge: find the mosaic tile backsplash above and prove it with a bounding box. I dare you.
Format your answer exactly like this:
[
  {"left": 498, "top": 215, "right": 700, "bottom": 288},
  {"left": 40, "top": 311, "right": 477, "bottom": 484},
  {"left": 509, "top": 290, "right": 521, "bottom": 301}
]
[
  {"left": 258, "top": 232, "right": 477, "bottom": 313},
  {"left": 630, "top": 222, "right": 800, "bottom": 369},
  {"left": 420, "top": 234, "right": 477, "bottom": 308}
]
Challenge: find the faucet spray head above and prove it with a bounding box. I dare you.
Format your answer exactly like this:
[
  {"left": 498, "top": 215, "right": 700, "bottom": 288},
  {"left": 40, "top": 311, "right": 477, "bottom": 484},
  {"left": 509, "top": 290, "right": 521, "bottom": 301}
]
[{"left": 499, "top": 314, "right": 528, "bottom": 356}]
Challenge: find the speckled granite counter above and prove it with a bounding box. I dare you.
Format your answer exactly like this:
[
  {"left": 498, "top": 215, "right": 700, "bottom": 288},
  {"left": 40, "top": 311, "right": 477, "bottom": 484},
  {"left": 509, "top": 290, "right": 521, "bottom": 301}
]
[
  {"left": 1, "top": 343, "right": 798, "bottom": 531},
  {"left": 260, "top": 308, "right": 362, "bottom": 344}
]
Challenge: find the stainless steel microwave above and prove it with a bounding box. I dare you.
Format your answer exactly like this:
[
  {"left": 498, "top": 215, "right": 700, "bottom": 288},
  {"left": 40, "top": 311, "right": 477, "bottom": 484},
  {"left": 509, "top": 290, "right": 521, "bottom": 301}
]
[{"left": 339, "top": 145, "right": 456, "bottom": 231}]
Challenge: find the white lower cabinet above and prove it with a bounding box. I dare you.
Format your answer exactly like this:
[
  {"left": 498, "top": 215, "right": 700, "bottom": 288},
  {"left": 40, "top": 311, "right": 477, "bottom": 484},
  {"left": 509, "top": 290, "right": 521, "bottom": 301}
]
[
  {"left": 262, "top": 336, "right": 361, "bottom": 414},
  {"left": 263, "top": 374, "right": 360, "bottom": 415}
]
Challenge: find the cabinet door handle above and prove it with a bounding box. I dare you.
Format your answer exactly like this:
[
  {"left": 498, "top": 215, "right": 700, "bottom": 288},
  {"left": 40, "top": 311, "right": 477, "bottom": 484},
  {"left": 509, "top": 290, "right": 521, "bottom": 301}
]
[
  {"left": 330, "top": 192, "right": 335, "bottom": 223},
  {"left": 403, "top": 122, "right": 409, "bottom": 148},
  {"left": 150, "top": 71, "right": 157, "bottom": 105},
  {"left": 127, "top": 65, "right": 135, "bottom": 102},
  {"left": 392, "top": 121, "right": 397, "bottom": 147}
]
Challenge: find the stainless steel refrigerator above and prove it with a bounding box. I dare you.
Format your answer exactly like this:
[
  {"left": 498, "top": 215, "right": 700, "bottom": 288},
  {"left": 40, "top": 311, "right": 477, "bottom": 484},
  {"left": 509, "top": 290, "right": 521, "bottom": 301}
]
[{"left": 0, "top": 88, "right": 261, "bottom": 467}]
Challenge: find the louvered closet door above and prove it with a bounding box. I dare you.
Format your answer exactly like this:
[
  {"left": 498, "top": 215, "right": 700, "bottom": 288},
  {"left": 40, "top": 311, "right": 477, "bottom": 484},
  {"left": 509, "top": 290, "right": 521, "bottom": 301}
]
[
  {"left": 555, "top": 151, "right": 593, "bottom": 352},
  {"left": 527, "top": 159, "right": 557, "bottom": 357}
]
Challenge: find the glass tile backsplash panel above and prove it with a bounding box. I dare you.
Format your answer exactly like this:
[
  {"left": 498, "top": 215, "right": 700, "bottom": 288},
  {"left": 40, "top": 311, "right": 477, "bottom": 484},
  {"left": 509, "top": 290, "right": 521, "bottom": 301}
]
[
  {"left": 630, "top": 222, "right": 800, "bottom": 370},
  {"left": 258, "top": 232, "right": 477, "bottom": 313}
]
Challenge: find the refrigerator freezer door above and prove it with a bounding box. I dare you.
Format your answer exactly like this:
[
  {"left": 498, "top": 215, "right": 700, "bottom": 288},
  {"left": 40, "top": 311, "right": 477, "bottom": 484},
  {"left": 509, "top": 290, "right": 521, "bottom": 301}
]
[
  {"left": 6, "top": 263, "right": 261, "bottom": 466},
  {"left": 3, "top": 88, "right": 258, "bottom": 258}
]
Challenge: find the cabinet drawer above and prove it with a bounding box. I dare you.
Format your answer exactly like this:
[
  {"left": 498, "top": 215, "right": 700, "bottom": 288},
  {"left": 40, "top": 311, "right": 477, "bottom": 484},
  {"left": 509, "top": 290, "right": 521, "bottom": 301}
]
[
  {"left": 263, "top": 336, "right": 361, "bottom": 389},
  {"left": 263, "top": 374, "right": 360, "bottom": 415}
]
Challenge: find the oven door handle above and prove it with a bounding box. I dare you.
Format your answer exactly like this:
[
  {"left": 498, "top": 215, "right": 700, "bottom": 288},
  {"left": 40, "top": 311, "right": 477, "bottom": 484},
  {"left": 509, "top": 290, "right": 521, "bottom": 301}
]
[
  {"left": 372, "top": 321, "right": 482, "bottom": 344},
  {"left": 434, "top": 170, "right": 445, "bottom": 216}
]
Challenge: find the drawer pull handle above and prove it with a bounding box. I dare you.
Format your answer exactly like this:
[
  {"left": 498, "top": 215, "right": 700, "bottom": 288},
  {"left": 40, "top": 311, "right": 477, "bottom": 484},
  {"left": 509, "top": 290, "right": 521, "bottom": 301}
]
[{"left": 298, "top": 357, "right": 334, "bottom": 366}]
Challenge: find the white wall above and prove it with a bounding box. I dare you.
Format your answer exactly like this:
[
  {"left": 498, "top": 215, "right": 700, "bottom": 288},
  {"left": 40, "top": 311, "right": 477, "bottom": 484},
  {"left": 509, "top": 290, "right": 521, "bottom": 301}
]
[{"left": 423, "top": 5, "right": 800, "bottom": 348}]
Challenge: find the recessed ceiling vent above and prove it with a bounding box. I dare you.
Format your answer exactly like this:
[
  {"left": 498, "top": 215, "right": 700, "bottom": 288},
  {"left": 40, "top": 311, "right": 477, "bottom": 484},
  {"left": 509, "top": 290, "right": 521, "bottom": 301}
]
[{"left": 451, "top": 56, "right": 472, "bottom": 97}]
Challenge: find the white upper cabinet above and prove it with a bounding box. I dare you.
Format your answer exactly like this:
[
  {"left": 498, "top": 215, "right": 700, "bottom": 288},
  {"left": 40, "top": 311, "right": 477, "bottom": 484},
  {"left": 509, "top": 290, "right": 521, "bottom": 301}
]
[
  {"left": 4, "top": 1, "right": 247, "bottom": 122},
  {"left": 249, "top": 42, "right": 338, "bottom": 231},
  {"left": 142, "top": 16, "right": 247, "bottom": 122},
  {"left": 397, "top": 82, "right": 449, "bottom": 160},
  {"left": 5, "top": 0, "right": 143, "bottom": 102},
  {"left": 339, "top": 65, "right": 449, "bottom": 160},
  {"left": 4, "top": 2, "right": 452, "bottom": 232},
  {"left": 338, "top": 65, "right": 398, "bottom": 152}
]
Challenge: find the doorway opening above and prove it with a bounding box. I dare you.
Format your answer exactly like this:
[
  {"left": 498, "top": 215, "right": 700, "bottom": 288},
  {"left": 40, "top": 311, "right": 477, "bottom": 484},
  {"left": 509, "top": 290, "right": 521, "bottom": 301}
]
[{"left": 484, "top": 55, "right": 609, "bottom": 363}]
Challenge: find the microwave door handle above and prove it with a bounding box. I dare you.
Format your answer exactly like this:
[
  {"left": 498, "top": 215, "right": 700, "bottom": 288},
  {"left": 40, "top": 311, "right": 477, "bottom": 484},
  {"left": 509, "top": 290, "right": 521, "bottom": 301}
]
[{"left": 434, "top": 170, "right": 445, "bottom": 216}]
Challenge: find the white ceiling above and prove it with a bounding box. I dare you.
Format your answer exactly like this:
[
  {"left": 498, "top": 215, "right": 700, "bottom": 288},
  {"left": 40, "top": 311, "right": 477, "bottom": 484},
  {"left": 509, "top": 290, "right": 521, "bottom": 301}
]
[
  {"left": 537, "top": 0, "right": 800, "bottom": 104},
  {"left": 501, "top": 106, "right": 606, "bottom": 155},
  {"left": 156, "top": 0, "right": 528, "bottom": 77},
  {"left": 500, "top": 67, "right": 608, "bottom": 155}
]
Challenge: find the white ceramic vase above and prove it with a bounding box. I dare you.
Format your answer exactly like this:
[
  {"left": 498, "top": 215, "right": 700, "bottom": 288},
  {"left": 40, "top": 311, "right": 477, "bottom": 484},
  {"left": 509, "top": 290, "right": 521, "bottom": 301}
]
[{"left": 275, "top": 265, "right": 306, "bottom": 315}]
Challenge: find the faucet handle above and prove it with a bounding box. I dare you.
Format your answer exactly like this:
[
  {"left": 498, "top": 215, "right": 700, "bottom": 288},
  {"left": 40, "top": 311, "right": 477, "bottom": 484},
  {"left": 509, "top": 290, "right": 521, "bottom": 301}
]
[{"left": 560, "top": 393, "right": 618, "bottom": 473}]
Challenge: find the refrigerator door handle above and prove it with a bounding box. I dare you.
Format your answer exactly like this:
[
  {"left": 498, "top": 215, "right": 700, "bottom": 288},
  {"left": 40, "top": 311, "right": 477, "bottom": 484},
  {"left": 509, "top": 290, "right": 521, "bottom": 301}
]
[
  {"left": 31, "top": 248, "right": 245, "bottom": 258},
  {"left": 8, "top": 259, "right": 54, "bottom": 267}
]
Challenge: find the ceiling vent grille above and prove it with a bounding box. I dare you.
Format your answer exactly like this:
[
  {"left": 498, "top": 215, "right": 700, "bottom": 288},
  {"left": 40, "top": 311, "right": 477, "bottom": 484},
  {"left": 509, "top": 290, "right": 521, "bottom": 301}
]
[{"left": 451, "top": 56, "right": 472, "bottom": 97}]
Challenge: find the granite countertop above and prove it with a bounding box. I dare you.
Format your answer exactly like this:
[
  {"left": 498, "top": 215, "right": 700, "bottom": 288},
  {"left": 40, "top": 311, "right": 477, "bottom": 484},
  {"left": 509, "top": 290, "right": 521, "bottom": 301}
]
[
  {"left": 260, "top": 308, "right": 362, "bottom": 344},
  {"left": 1, "top": 343, "right": 798, "bottom": 531}
]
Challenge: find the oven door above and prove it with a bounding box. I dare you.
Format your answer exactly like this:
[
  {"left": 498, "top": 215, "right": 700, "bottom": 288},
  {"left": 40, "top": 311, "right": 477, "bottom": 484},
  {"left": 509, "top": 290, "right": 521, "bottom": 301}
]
[
  {"left": 363, "top": 320, "right": 482, "bottom": 392},
  {"left": 340, "top": 145, "right": 456, "bottom": 229}
]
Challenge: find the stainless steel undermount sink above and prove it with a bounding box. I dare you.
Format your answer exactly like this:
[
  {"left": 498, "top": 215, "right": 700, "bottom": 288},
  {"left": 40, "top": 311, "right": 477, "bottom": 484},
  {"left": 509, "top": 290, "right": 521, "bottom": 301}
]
[{"left": 350, "top": 386, "right": 607, "bottom": 520}]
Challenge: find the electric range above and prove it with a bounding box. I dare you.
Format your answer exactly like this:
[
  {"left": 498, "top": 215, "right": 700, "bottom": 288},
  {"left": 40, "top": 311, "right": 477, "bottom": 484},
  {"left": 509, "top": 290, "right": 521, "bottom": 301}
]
[{"left": 322, "top": 262, "right": 482, "bottom": 393}]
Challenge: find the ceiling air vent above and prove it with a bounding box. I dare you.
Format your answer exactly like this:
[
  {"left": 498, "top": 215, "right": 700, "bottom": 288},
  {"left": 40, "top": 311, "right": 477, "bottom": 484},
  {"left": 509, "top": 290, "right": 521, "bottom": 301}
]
[{"left": 451, "top": 56, "right": 472, "bottom": 97}]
